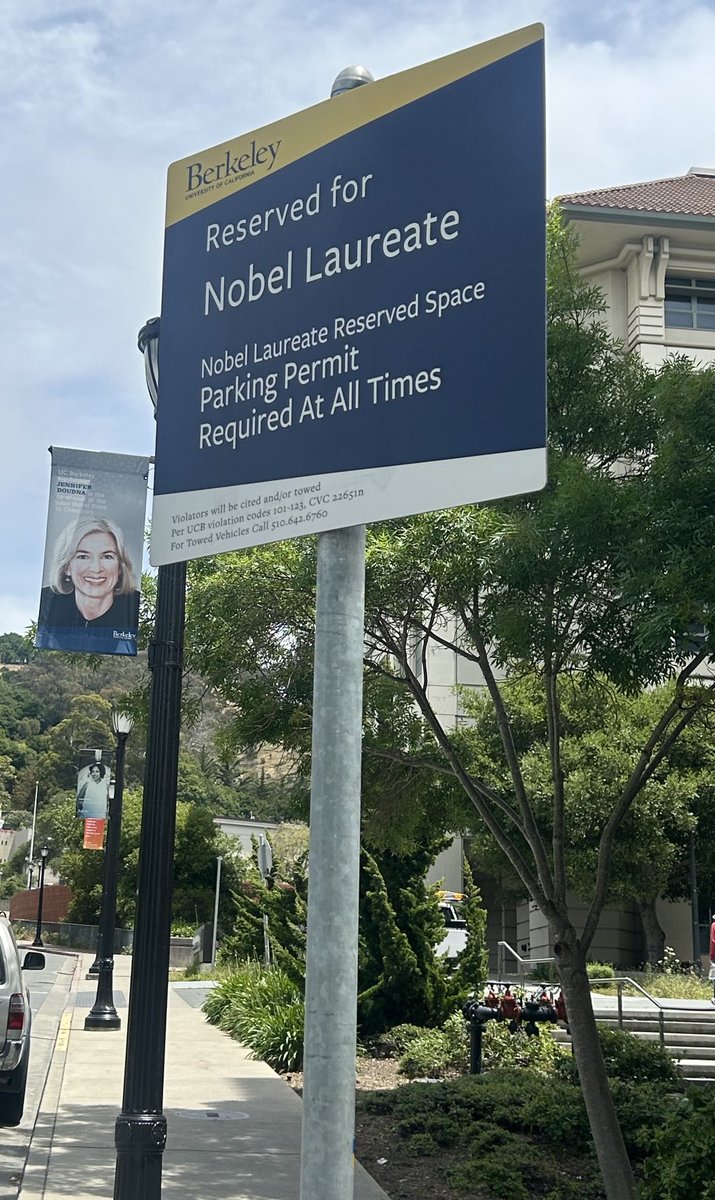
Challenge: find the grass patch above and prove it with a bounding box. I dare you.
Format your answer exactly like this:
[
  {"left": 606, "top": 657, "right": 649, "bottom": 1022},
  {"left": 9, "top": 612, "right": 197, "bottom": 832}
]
[{"left": 619, "top": 971, "right": 711, "bottom": 1001}]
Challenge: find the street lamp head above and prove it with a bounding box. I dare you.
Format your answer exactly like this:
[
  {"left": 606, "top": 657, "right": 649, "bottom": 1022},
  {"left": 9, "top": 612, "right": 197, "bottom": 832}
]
[
  {"left": 40, "top": 846, "right": 49, "bottom": 861},
  {"left": 330, "top": 66, "right": 375, "bottom": 97},
  {"left": 111, "top": 710, "right": 135, "bottom": 737},
  {"left": 137, "top": 317, "right": 160, "bottom": 414}
]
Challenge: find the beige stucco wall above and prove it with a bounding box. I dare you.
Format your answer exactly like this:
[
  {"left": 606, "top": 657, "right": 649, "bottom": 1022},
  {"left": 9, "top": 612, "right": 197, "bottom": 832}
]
[
  {"left": 518, "top": 895, "right": 643, "bottom": 968},
  {"left": 656, "top": 897, "right": 694, "bottom": 962}
]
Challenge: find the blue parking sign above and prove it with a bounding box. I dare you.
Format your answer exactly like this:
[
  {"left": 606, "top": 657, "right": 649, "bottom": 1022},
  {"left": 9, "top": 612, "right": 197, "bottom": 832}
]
[{"left": 152, "top": 24, "right": 546, "bottom": 564}]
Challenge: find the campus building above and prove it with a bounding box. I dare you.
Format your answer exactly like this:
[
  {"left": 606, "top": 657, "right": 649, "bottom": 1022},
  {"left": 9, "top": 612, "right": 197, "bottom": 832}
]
[{"left": 429, "top": 168, "right": 715, "bottom": 972}]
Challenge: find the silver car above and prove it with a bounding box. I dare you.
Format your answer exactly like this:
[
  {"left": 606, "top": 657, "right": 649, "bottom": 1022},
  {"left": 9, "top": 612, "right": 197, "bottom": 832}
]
[{"left": 0, "top": 916, "right": 45, "bottom": 1125}]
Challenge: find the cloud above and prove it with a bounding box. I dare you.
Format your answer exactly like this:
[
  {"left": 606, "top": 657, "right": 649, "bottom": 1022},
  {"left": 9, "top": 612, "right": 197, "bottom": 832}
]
[{"left": 1, "top": 0, "right": 713, "bottom": 632}]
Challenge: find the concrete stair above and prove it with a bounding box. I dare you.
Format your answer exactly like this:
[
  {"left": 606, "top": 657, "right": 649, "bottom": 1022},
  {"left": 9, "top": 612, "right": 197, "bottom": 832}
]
[{"left": 553, "top": 1002, "right": 715, "bottom": 1084}]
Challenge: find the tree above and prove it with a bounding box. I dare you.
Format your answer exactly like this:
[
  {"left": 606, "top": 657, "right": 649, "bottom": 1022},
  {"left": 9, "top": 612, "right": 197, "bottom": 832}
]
[
  {"left": 181, "top": 212, "right": 715, "bottom": 1200},
  {"left": 450, "top": 858, "right": 489, "bottom": 1002},
  {"left": 358, "top": 845, "right": 449, "bottom": 1034},
  {"left": 38, "top": 789, "right": 235, "bottom": 929},
  {"left": 220, "top": 835, "right": 308, "bottom": 984},
  {"left": 460, "top": 674, "right": 703, "bottom": 965},
  {"left": 0, "top": 633, "right": 33, "bottom": 663}
]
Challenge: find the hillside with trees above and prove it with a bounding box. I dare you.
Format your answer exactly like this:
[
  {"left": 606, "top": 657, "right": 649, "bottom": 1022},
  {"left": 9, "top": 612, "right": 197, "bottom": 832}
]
[{"left": 0, "top": 643, "right": 304, "bottom": 926}]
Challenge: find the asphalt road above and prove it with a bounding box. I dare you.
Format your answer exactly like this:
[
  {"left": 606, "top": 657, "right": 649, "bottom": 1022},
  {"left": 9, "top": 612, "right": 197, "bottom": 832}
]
[{"left": 0, "top": 950, "right": 76, "bottom": 1200}]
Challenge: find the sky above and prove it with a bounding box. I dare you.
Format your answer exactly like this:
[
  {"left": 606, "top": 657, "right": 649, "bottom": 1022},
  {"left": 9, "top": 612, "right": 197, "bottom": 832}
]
[{"left": 1, "top": 0, "right": 714, "bottom": 636}]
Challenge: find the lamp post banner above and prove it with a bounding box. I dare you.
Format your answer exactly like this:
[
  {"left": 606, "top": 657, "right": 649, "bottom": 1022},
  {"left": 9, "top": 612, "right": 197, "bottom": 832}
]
[
  {"left": 84, "top": 818, "right": 107, "bottom": 850},
  {"left": 76, "top": 748, "right": 113, "bottom": 819},
  {"left": 152, "top": 23, "right": 546, "bottom": 565},
  {"left": 35, "top": 448, "right": 150, "bottom": 656}
]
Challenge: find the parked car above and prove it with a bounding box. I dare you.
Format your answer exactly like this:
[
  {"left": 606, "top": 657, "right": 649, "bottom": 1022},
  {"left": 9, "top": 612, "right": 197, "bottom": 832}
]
[
  {"left": 0, "top": 916, "right": 45, "bottom": 1125},
  {"left": 436, "top": 890, "right": 468, "bottom": 958}
]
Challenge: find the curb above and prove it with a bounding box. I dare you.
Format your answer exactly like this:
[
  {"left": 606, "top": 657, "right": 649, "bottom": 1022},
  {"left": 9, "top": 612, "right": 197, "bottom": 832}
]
[{"left": 18, "top": 955, "right": 81, "bottom": 1200}]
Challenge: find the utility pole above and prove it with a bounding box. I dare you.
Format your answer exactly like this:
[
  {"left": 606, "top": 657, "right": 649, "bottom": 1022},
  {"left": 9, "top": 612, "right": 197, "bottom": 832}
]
[{"left": 27, "top": 781, "right": 39, "bottom": 889}]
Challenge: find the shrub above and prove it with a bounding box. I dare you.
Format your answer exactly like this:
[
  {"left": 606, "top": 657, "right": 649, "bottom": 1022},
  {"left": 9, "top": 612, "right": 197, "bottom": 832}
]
[
  {"left": 528, "top": 961, "right": 558, "bottom": 984},
  {"left": 599, "top": 1027, "right": 680, "bottom": 1085},
  {"left": 653, "top": 945, "right": 683, "bottom": 975},
  {"left": 203, "top": 961, "right": 304, "bottom": 1072},
  {"left": 610, "top": 1080, "right": 679, "bottom": 1161},
  {"left": 481, "top": 1021, "right": 569, "bottom": 1077},
  {"left": 586, "top": 960, "right": 615, "bottom": 989},
  {"left": 404, "top": 1132, "right": 439, "bottom": 1156},
  {"left": 203, "top": 962, "right": 260, "bottom": 1024},
  {"left": 556, "top": 1025, "right": 681, "bottom": 1087},
  {"left": 398, "top": 1011, "right": 468, "bottom": 1078},
  {"left": 358, "top": 1071, "right": 603, "bottom": 1198},
  {"left": 367, "top": 1023, "right": 427, "bottom": 1058},
  {"left": 638, "top": 1089, "right": 715, "bottom": 1199},
  {"left": 228, "top": 996, "right": 304, "bottom": 1073},
  {"left": 450, "top": 1124, "right": 598, "bottom": 1200}
]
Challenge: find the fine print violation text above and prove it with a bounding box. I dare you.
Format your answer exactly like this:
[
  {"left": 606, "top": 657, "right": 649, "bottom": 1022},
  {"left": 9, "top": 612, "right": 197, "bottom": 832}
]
[{"left": 168, "top": 479, "right": 366, "bottom": 554}]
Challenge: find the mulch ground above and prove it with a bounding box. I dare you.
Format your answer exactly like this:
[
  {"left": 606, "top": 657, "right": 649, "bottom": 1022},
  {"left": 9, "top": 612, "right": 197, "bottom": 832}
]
[{"left": 284, "top": 1059, "right": 468, "bottom": 1200}]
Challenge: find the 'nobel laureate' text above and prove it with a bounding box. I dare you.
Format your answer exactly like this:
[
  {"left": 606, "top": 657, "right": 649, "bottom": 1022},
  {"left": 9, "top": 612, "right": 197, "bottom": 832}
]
[{"left": 203, "top": 210, "right": 460, "bottom": 316}]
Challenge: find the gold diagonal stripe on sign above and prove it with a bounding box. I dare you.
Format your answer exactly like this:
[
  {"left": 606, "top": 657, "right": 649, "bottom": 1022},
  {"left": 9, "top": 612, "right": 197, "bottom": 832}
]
[{"left": 165, "top": 23, "right": 543, "bottom": 227}]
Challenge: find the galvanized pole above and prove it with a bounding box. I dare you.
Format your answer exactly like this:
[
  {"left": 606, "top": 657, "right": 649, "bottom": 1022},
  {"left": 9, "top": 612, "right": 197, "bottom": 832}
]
[
  {"left": 211, "top": 855, "right": 222, "bottom": 968},
  {"left": 299, "top": 66, "right": 373, "bottom": 1200},
  {"left": 299, "top": 524, "right": 366, "bottom": 1200},
  {"left": 27, "top": 782, "right": 38, "bottom": 889}
]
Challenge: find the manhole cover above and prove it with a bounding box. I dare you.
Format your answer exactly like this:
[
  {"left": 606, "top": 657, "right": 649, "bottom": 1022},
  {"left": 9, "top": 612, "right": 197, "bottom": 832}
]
[{"left": 173, "top": 1109, "right": 249, "bottom": 1121}]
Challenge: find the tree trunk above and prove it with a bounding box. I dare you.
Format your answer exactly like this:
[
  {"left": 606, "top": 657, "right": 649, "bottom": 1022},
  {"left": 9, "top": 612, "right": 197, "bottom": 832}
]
[
  {"left": 554, "top": 927, "right": 636, "bottom": 1200},
  {"left": 637, "top": 897, "right": 665, "bottom": 967}
]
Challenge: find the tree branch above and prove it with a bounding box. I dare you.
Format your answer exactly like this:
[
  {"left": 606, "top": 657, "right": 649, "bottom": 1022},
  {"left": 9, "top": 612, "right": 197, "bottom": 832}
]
[
  {"left": 363, "top": 743, "right": 527, "bottom": 834},
  {"left": 546, "top": 666, "right": 567, "bottom": 904},
  {"left": 581, "top": 682, "right": 708, "bottom": 949},
  {"left": 375, "top": 616, "right": 545, "bottom": 902},
  {"left": 457, "top": 604, "right": 556, "bottom": 899}
]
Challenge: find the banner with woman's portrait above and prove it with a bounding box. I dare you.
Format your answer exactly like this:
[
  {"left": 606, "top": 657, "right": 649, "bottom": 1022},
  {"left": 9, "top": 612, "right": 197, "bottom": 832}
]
[
  {"left": 35, "top": 448, "right": 150, "bottom": 656},
  {"left": 76, "top": 748, "right": 112, "bottom": 820}
]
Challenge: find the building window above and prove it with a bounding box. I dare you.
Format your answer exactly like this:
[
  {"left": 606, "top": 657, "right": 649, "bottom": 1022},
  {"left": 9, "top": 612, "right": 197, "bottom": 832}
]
[{"left": 665, "top": 276, "right": 715, "bottom": 330}]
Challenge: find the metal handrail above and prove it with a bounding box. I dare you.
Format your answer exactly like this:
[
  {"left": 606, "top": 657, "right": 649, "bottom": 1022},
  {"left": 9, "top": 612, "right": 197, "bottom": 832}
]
[
  {"left": 496, "top": 955, "right": 705, "bottom": 1047},
  {"left": 497, "top": 940, "right": 555, "bottom": 985},
  {"left": 497, "top": 949, "right": 708, "bottom": 1047},
  {"left": 587, "top": 976, "right": 712, "bottom": 1046}
]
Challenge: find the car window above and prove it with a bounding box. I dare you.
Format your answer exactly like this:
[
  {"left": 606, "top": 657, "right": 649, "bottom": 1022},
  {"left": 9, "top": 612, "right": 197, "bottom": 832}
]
[{"left": 0, "top": 942, "right": 6, "bottom": 985}]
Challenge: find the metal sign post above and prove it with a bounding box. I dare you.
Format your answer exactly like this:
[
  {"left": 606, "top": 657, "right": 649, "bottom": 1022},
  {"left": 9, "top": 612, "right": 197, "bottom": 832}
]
[{"left": 300, "top": 523, "right": 366, "bottom": 1199}]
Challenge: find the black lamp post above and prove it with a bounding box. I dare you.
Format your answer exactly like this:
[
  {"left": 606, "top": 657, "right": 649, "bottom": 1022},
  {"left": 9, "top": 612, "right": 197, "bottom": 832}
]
[
  {"left": 86, "top": 711, "right": 133, "bottom": 1031},
  {"left": 113, "top": 319, "right": 186, "bottom": 1199},
  {"left": 32, "top": 847, "right": 49, "bottom": 947}
]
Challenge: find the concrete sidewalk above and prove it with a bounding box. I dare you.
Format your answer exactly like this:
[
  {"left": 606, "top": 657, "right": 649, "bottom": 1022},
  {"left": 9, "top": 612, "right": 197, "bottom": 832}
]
[{"left": 20, "top": 954, "right": 390, "bottom": 1200}]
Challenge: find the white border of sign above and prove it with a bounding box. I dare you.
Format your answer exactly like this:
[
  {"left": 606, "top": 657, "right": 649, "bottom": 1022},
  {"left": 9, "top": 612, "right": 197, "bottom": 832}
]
[{"left": 151, "top": 447, "right": 545, "bottom": 559}]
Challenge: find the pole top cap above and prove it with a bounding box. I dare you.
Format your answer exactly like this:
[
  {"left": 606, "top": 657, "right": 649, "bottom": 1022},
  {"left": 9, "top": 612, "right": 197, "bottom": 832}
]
[{"left": 330, "top": 66, "right": 375, "bottom": 96}]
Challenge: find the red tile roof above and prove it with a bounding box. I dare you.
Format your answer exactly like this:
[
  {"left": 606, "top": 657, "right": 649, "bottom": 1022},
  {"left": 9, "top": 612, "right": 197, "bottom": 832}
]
[{"left": 559, "top": 170, "right": 715, "bottom": 218}]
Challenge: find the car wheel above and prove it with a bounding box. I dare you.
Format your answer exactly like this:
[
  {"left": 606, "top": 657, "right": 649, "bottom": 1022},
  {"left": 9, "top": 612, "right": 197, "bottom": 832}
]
[
  {"left": 0, "top": 1059, "right": 28, "bottom": 1127},
  {"left": 0, "top": 1084, "right": 26, "bottom": 1127}
]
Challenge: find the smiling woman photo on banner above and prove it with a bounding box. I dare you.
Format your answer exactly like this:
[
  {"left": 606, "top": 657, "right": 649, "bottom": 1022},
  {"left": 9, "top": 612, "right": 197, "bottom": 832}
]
[
  {"left": 34, "top": 447, "right": 149, "bottom": 658},
  {"left": 76, "top": 759, "right": 110, "bottom": 820},
  {"left": 37, "top": 516, "right": 140, "bottom": 655}
]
